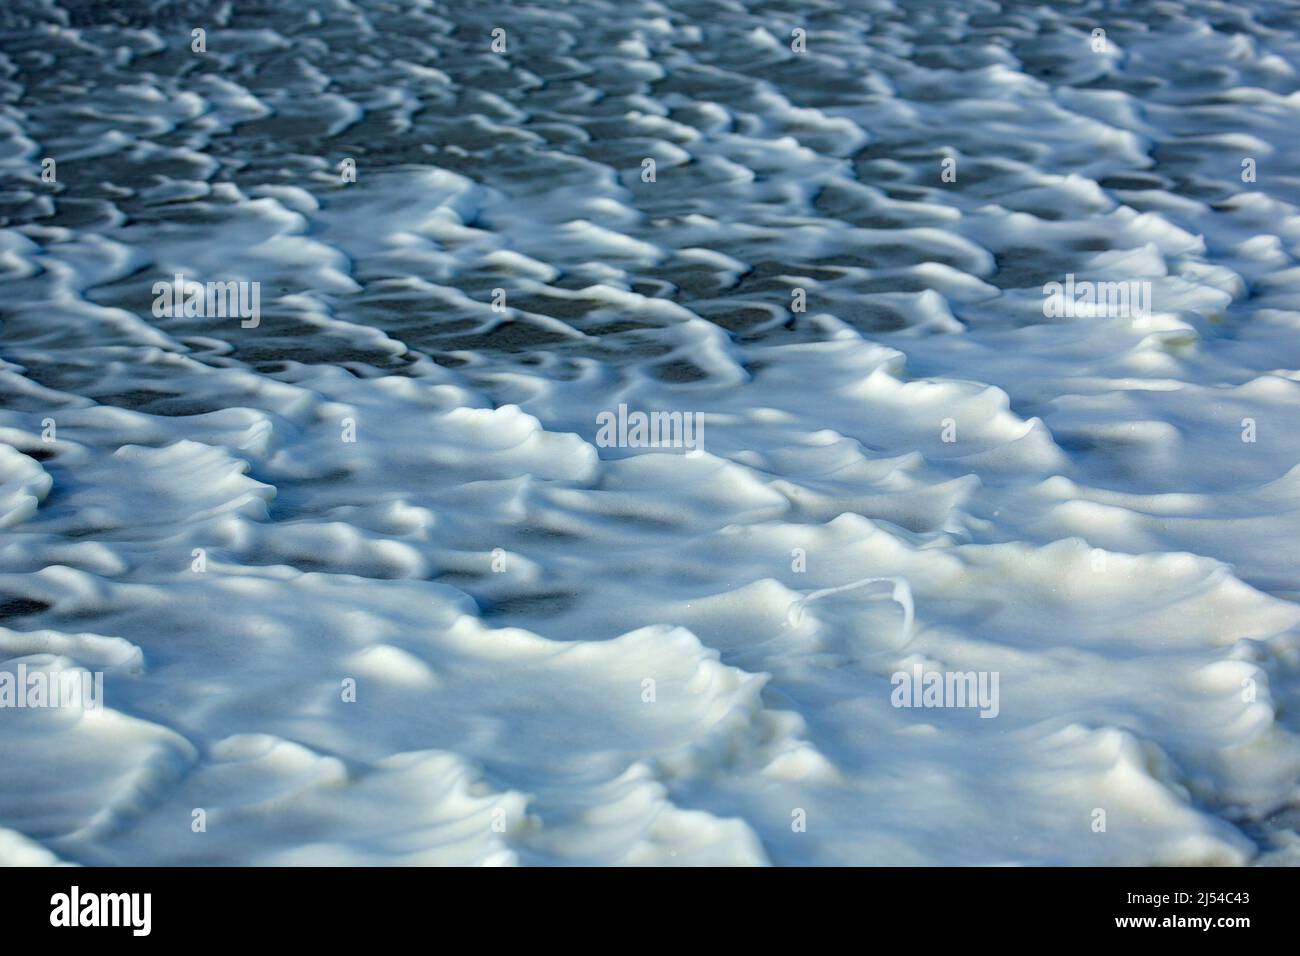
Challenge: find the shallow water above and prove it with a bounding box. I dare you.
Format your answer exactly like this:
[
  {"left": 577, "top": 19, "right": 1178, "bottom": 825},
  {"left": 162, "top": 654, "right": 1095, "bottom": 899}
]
[{"left": 2, "top": 0, "right": 1300, "bottom": 865}]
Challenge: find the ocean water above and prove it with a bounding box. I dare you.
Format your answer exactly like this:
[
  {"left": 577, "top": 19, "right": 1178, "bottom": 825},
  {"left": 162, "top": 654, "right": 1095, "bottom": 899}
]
[{"left": 1, "top": 0, "right": 1299, "bottom": 866}]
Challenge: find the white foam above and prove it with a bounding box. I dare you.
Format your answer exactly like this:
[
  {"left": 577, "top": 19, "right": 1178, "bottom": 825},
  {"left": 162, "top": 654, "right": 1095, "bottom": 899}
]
[{"left": 1, "top": 0, "right": 1299, "bottom": 866}]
